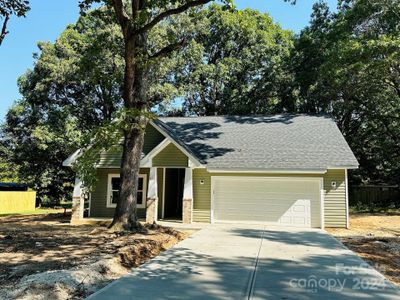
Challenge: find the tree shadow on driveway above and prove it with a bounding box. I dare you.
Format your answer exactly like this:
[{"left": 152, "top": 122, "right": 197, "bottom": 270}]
[
  {"left": 89, "top": 226, "right": 400, "bottom": 300},
  {"left": 230, "top": 227, "right": 400, "bottom": 299},
  {"left": 89, "top": 246, "right": 256, "bottom": 299}
]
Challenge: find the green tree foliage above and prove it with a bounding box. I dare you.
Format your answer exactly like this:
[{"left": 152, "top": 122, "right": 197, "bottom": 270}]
[
  {"left": 0, "top": 6, "right": 184, "bottom": 203},
  {"left": 3, "top": 102, "right": 81, "bottom": 204},
  {"left": 0, "top": 0, "right": 30, "bottom": 46},
  {"left": 2, "top": 0, "right": 398, "bottom": 206},
  {"left": 294, "top": 0, "right": 400, "bottom": 184},
  {"left": 172, "top": 4, "right": 295, "bottom": 115},
  {"left": 79, "top": 0, "right": 236, "bottom": 230},
  {"left": 1, "top": 9, "right": 125, "bottom": 203},
  {"left": 18, "top": 9, "right": 125, "bottom": 130},
  {"left": 0, "top": 127, "right": 19, "bottom": 182}
]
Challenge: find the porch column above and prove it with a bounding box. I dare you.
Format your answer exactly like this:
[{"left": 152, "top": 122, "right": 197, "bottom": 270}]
[
  {"left": 182, "top": 168, "right": 193, "bottom": 224},
  {"left": 71, "top": 177, "right": 84, "bottom": 223},
  {"left": 146, "top": 167, "right": 158, "bottom": 224}
]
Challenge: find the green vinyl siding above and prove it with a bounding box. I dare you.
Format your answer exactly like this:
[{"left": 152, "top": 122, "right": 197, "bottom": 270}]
[
  {"left": 97, "top": 124, "right": 165, "bottom": 168},
  {"left": 90, "top": 168, "right": 149, "bottom": 218},
  {"left": 98, "top": 147, "right": 122, "bottom": 168},
  {"left": 193, "top": 168, "right": 212, "bottom": 222},
  {"left": 192, "top": 168, "right": 348, "bottom": 228},
  {"left": 152, "top": 143, "right": 188, "bottom": 167},
  {"left": 323, "top": 169, "right": 347, "bottom": 228},
  {"left": 143, "top": 124, "right": 165, "bottom": 155}
]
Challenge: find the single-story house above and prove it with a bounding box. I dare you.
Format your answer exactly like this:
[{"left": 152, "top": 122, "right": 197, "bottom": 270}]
[{"left": 63, "top": 114, "right": 358, "bottom": 228}]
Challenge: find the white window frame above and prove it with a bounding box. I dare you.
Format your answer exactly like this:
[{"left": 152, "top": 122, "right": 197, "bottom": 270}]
[{"left": 107, "top": 173, "right": 147, "bottom": 209}]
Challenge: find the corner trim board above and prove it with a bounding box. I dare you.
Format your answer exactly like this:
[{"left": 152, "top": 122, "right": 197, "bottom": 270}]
[
  {"left": 345, "top": 169, "right": 349, "bottom": 228},
  {"left": 162, "top": 168, "right": 166, "bottom": 219}
]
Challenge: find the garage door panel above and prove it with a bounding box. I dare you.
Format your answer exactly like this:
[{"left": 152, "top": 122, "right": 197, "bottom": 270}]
[{"left": 212, "top": 177, "right": 321, "bottom": 228}]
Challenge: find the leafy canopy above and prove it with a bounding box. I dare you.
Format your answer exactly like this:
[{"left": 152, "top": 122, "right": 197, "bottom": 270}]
[
  {"left": 294, "top": 0, "right": 400, "bottom": 184},
  {"left": 0, "top": 0, "right": 30, "bottom": 45}
]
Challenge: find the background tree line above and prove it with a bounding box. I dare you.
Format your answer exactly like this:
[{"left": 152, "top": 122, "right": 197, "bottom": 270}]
[{"left": 0, "top": 0, "right": 398, "bottom": 205}]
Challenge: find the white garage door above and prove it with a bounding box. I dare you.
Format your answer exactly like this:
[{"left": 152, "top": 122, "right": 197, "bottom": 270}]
[{"left": 212, "top": 177, "right": 322, "bottom": 228}]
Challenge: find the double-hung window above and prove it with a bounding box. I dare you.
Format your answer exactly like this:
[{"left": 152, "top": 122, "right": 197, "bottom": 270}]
[{"left": 107, "top": 174, "right": 147, "bottom": 208}]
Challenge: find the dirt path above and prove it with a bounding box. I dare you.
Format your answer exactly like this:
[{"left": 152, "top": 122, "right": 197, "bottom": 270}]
[
  {"left": 0, "top": 213, "right": 189, "bottom": 299},
  {"left": 326, "top": 213, "right": 400, "bottom": 286}
]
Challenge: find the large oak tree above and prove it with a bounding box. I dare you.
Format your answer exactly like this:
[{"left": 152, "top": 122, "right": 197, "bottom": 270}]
[
  {"left": 2, "top": 3, "right": 294, "bottom": 208},
  {"left": 80, "top": 0, "right": 237, "bottom": 230}
]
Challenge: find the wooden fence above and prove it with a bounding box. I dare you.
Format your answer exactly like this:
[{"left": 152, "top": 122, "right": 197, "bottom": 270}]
[
  {"left": 349, "top": 185, "right": 400, "bottom": 209},
  {"left": 0, "top": 191, "right": 36, "bottom": 214}
]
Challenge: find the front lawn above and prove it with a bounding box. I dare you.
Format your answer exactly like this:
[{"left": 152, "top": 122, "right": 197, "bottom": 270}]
[
  {"left": 0, "top": 207, "right": 68, "bottom": 217},
  {"left": 0, "top": 212, "right": 188, "bottom": 299},
  {"left": 327, "top": 213, "right": 400, "bottom": 286}
]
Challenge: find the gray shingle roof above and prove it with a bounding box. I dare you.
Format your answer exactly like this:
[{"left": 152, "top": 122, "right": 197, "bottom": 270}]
[{"left": 155, "top": 114, "right": 358, "bottom": 170}]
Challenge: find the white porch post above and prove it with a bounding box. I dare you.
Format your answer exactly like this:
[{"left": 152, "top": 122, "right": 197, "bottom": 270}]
[
  {"left": 182, "top": 168, "right": 193, "bottom": 224},
  {"left": 146, "top": 167, "right": 158, "bottom": 223},
  {"left": 71, "top": 177, "right": 84, "bottom": 223}
]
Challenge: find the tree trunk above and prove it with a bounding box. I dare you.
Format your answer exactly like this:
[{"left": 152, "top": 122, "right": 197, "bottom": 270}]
[
  {"left": 109, "top": 32, "right": 149, "bottom": 231},
  {"left": 109, "top": 124, "right": 145, "bottom": 230}
]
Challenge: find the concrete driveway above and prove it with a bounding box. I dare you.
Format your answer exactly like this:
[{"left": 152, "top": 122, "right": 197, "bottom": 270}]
[{"left": 88, "top": 224, "right": 400, "bottom": 299}]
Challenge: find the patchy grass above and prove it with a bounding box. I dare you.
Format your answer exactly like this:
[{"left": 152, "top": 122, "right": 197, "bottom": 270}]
[
  {"left": 327, "top": 213, "right": 400, "bottom": 286},
  {"left": 0, "top": 212, "right": 189, "bottom": 299},
  {"left": 0, "top": 207, "right": 69, "bottom": 217}
]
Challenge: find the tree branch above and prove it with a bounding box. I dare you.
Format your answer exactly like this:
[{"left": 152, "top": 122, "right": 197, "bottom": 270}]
[
  {"left": 133, "top": 0, "right": 212, "bottom": 37},
  {"left": 132, "top": 0, "right": 140, "bottom": 19},
  {"left": 149, "top": 39, "right": 187, "bottom": 59},
  {"left": 112, "top": 0, "right": 131, "bottom": 36},
  {"left": 0, "top": 14, "right": 10, "bottom": 46}
]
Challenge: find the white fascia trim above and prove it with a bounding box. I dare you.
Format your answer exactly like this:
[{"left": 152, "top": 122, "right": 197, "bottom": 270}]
[
  {"left": 96, "top": 166, "right": 121, "bottom": 169},
  {"left": 71, "top": 139, "right": 171, "bottom": 169},
  {"left": 150, "top": 121, "right": 204, "bottom": 168},
  {"left": 327, "top": 165, "right": 359, "bottom": 170},
  {"left": 140, "top": 138, "right": 171, "bottom": 167},
  {"left": 162, "top": 168, "right": 166, "bottom": 219},
  {"left": 207, "top": 168, "right": 327, "bottom": 174},
  {"left": 63, "top": 149, "right": 81, "bottom": 167}
]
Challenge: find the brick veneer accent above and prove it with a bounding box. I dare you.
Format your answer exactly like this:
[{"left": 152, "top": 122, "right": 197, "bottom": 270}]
[
  {"left": 146, "top": 197, "right": 158, "bottom": 223},
  {"left": 71, "top": 196, "right": 83, "bottom": 221},
  {"left": 182, "top": 198, "right": 193, "bottom": 224}
]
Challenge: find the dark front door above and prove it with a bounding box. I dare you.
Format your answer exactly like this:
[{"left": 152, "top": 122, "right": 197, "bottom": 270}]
[{"left": 164, "top": 168, "right": 185, "bottom": 219}]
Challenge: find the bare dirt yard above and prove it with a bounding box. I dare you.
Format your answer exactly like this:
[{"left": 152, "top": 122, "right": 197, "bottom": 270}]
[
  {"left": 0, "top": 212, "right": 189, "bottom": 299},
  {"left": 327, "top": 213, "right": 400, "bottom": 286}
]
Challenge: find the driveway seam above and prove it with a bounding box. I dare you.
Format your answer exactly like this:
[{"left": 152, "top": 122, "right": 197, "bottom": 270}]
[{"left": 246, "top": 226, "right": 265, "bottom": 300}]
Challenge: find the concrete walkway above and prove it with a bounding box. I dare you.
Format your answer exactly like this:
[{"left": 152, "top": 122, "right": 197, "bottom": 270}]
[{"left": 88, "top": 224, "right": 400, "bottom": 299}]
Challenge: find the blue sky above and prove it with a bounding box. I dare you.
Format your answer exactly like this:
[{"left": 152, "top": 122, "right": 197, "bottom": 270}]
[{"left": 0, "top": 0, "right": 337, "bottom": 122}]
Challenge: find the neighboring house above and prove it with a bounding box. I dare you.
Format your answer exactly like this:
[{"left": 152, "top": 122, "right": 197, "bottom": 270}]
[{"left": 63, "top": 114, "right": 358, "bottom": 228}]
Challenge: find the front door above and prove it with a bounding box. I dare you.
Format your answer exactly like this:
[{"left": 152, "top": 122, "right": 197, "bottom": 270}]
[{"left": 164, "top": 168, "right": 185, "bottom": 219}]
